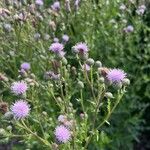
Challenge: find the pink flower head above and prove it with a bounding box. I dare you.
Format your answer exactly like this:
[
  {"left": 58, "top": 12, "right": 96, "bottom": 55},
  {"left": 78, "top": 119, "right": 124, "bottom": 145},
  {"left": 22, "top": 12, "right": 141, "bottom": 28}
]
[
  {"left": 51, "top": 1, "right": 60, "bottom": 11},
  {"left": 54, "top": 125, "right": 71, "bottom": 143},
  {"left": 53, "top": 38, "right": 59, "bottom": 43},
  {"left": 49, "top": 43, "right": 64, "bottom": 53},
  {"left": 73, "top": 42, "right": 88, "bottom": 54},
  {"left": 123, "top": 25, "right": 134, "bottom": 33},
  {"left": 21, "top": 62, "right": 30, "bottom": 71},
  {"left": 35, "top": 0, "right": 44, "bottom": 6},
  {"left": 62, "top": 34, "right": 69, "bottom": 42},
  {"left": 11, "top": 81, "right": 28, "bottom": 95},
  {"left": 107, "top": 69, "right": 126, "bottom": 83},
  {"left": 11, "top": 100, "right": 30, "bottom": 119}
]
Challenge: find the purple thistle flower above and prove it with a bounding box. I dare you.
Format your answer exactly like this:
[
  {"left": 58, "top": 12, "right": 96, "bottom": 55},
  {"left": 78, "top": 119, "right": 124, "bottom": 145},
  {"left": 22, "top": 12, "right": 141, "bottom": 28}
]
[
  {"left": 73, "top": 42, "right": 88, "bottom": 54},
  {"left": 107, "top": 69, "right": 126, "bottom": 83},
  {"left": 49, "top": 43, "right": 64, "bottom": 53},
  {"left": 54, "top": 125, "right": 71, "bottom": 143},
  {"left": 136, "top": 5, "right": 146, "bottom": 15},
  {"left": 11, "top": 100, "right": 30, "bottom": 119},
  {"left": 35, "top": 0, "right": 44, "bottom": 6},
  {"left": 62, "top": 34, "right": 69, "bottom": 42},
  {"left": 11, "top": 81, "right": 28, "bottom": 95},
  {"left": 53, "top": 38, "right": 59, "bottom": 43},
  {"left": 51, "top": 1, "right": 60, "bottom": 11},
  {"left": 75, "top": 0, "right": 80, "bottom": 10},
  {"left": 21, "top": 62, "right": 30, "bottom": 71},
  {"left": 123, "top": 25, "right": 134, "bottom": 33}
]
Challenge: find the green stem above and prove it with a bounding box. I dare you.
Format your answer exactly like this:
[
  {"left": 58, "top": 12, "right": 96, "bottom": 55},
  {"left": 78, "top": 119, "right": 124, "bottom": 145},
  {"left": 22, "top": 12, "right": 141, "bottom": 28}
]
[
  {"left": 16, "top": 120, "right": 51, "bottom": 149},
  {"left": 85, "top": 91, "right": 124, "bottom": 149}
]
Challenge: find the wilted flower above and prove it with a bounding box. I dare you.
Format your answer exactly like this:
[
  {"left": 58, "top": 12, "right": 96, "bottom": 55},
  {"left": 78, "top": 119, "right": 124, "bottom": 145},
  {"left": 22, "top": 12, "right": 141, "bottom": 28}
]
[
  {"left": 44, "top": 71, "right": 60, "bottom": 80},
  {"left": 73, "top": 42, "right": 88, "bottom": 54},
  {"left": 82, "top": 64, "right": 90, "bottom": 71},
  {"left": 0, "top": 73, "right": 8, "bottom": 82},
  {"left": 65, "top": 0, "right": 71, "bottom": 12},
  {"left": 0, "top": 102, "right": 8, "bottom": 114},
  {"left": 21, "top": 62, "right": 30, "bottom": 71},
  {"left": 11, "top": 81, "right": 28, "bottom": 95},
  {"left": 51, "top": 1, "right": 60, "bottom": 11},
  {"left": 107, "top": 69, "right": 126, "bottom": 84},
  {"left": 11, "top": 100, "right": 30, "bottom": 119},
  {"left": 136, "top": 5, "right": 146, "bottom": 15},
  {"left": 54, "top": 125, "right": 71, "bottom": 143}
]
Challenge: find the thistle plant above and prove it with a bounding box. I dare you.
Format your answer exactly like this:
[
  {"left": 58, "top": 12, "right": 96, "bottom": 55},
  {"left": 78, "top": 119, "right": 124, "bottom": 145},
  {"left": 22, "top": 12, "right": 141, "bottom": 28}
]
[
  {"left": 0, "top": 37, "right": 129, "bottom": 149},
  {"left": 1, "top": 0, "right": 148, "bottom": 149}
]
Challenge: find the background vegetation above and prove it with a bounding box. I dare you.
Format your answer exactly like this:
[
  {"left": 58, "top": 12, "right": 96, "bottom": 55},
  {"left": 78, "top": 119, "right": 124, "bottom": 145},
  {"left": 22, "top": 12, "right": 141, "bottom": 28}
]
[{"left": 0, "top": 0, "right": 150, "bottom": 149}]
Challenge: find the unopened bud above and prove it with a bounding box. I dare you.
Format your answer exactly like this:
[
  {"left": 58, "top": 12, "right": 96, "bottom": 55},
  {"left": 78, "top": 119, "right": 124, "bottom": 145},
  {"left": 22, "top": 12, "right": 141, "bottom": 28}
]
[
  {"left": 105, "top": 92, "right": 114, "bottom": 99},
  {"left": 6, "top": 125, "right": 12, "bottom": 131},
  {"left": 95, "top": 61, "right": 102, "bottom": 67},
  {"left": 122, "top": 78, "right": 130, "bottom": 86},
  {"left": 77, "top": 81, "right": 84, "bottom": 89},
  {"left": 86, "top": 58, "right": 94, "bottom": 66},
  {"left": 0, "top": 128, "right": 6, "bottom": 136},
  {"left": 115, "top": 82, "right": 122, "bottom": 89},
  {"left": 61, "top": 57, "right": 68, "bottom": 65},
  {"left": 99, "top": 77, "right": 105, "bottom": 83},
  {"left": 3, "top": 111, "right": 13, "bottom": 120}
]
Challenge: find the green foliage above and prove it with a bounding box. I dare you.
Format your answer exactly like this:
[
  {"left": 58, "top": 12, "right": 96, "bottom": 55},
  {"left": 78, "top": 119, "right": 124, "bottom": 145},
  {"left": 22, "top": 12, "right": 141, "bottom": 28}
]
[{"left": 0, "top": 0, "right": 150, "bottom": 149}]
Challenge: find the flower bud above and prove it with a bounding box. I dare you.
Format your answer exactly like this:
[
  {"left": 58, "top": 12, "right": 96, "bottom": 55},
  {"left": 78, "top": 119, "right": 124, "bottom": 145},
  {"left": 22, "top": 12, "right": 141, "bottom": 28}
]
[
  {"left": 6, "top": 125, "right": 12, "bottom": 131},
  {"left": 44, "top": 34, "right": 50, "bottom": 40},
  {"left": 77, "top": 81, "right": 84, "bottom": 89},
  {"left": 3, "top": 23, "right": 12, "bottom": 32},
  {"left": 42, "top": 111, "right": 47, "bottom": 116},
  {"left": 86, "top": 58, "right": 94, "bottom": 66},
  {"left": 122, "top": 78, "right": 130, "bottom": 86},
  {"left": 3, "top": 111, "right": 14, "bottom": 120},
  {"left": 57, "top": 97, "right": 62, "bottom": 102},
  {"left": 95, "top": 61, "right": 102, "bottom": 68},
  {"left": 52, "top": 143, "right": 58, "bottom": 150},
  {"left": 99, "top": 77, "right": 105, "bottom": 83},
  {"left": 0, "top": 128, "right": 6, "bottom": 136},
  {"left": 115, "top": 82, "right": 122, "bottom": 89},
  {"left": 61, "top": 57, "right": 68, "bottom": 65},
  {"left": 105, "top": 92, "right": 114, "bottom": 99},
  {"left": 34, "top": 33, "right": 41, "bottom": 40}
]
